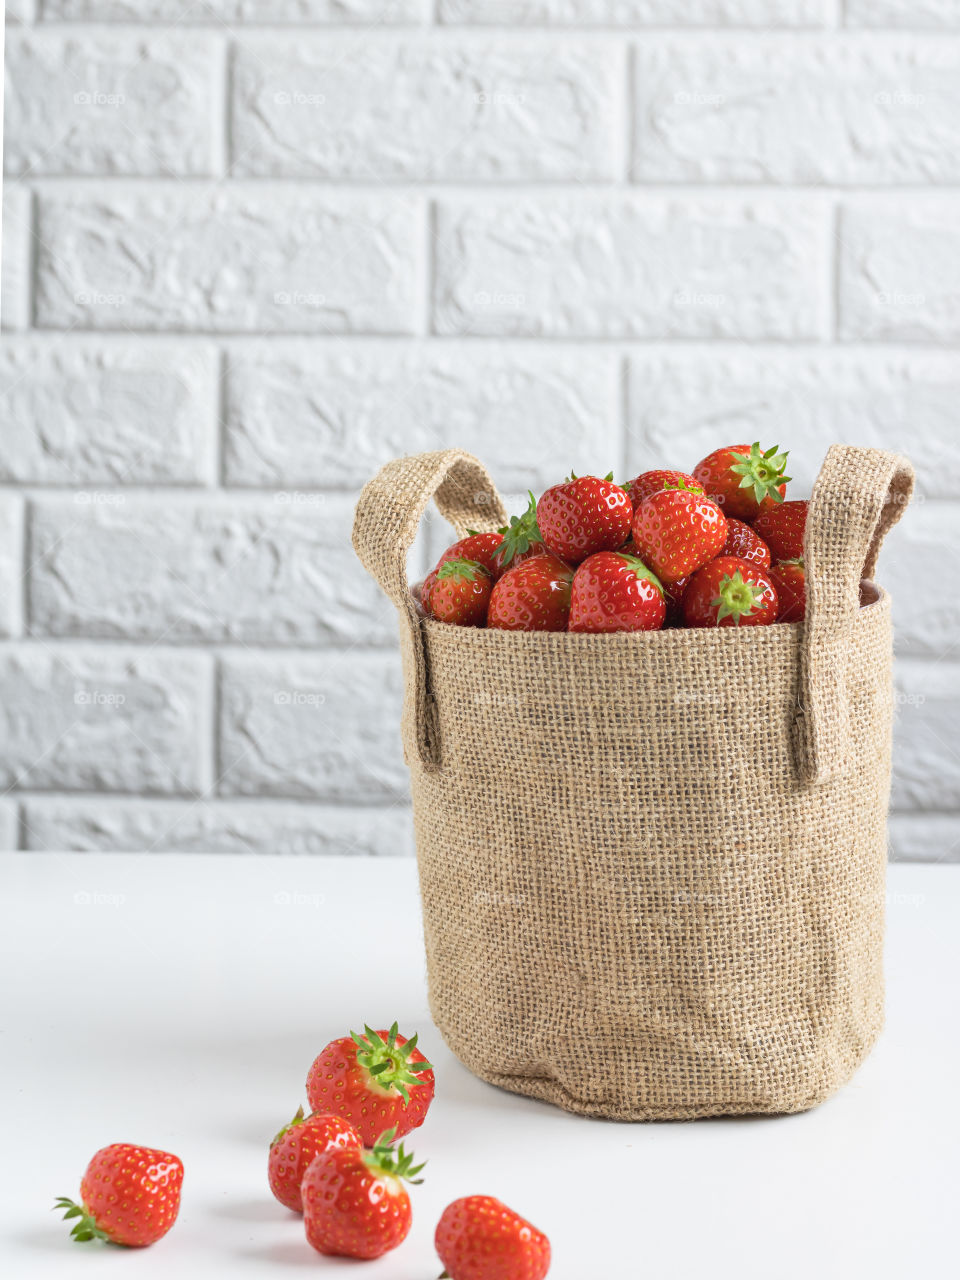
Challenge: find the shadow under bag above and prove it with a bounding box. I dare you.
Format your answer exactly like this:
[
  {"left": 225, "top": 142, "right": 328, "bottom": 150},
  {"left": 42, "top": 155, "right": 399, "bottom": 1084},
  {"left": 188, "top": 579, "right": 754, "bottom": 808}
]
[{"left": 354, "top": 445, "right": 914, "bottom": 1121}]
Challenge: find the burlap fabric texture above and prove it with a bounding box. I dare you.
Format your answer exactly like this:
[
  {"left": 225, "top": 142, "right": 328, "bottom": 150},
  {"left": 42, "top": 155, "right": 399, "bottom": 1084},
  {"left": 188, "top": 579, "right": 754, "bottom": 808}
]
[{"left": 353, "top": 445, "right": 914, "bottom": 1121}]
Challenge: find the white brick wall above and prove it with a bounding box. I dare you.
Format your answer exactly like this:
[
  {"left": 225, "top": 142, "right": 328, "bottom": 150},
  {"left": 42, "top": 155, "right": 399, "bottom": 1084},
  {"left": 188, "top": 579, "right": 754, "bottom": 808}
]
[{"left": 2, "top": 1, "right": 957, "bottom": 860}]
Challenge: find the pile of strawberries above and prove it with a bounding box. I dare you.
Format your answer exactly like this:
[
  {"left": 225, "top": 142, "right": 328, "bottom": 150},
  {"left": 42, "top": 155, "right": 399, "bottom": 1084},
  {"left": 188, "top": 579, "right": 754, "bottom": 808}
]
[
  {"left": 55, "top": 1023, "right": 550, "bottom": 1279},
  {"left": 417, "top": 443, "right": 808, "bottom": 633}
]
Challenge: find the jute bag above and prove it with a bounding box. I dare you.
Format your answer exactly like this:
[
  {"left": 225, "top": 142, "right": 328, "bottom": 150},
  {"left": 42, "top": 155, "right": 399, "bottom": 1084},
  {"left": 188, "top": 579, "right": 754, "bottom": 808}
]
[{"left": 353, "top": 445, "right": 914, "bottom": 1121}]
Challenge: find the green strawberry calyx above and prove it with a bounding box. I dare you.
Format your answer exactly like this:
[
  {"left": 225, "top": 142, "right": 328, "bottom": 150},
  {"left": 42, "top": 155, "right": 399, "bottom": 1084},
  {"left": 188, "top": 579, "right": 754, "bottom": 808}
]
[
  {"left": 270, "top": 1104, "right": 306, "bottom": 1147},
  {"left": 729, "top": 443, "right": 792, "bottom": 505},
  {"left": 363, "top": 1128, "right": 426, "bottom": 1186},
  {"left": 53, "top": 1197, "right": 113, "bottom": 1245},
  {"left": 495, "top": 492, "right": 544, "bottom": 567},
  {"left": 352, "top": 1022, "right": 433, "bottom": 1105},
  {"left": 711, "top": 570, "right": 765, "bottom": 624},
  {"left": 616, "top": 554, "right": 665, "bottom": 599},
  {"left": 436, "top": 557, "right": 488, "bottom": 584}
]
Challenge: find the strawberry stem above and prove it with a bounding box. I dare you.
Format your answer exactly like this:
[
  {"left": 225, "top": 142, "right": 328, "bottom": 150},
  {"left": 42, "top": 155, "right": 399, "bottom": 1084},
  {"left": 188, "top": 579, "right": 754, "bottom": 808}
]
[
  {"left": 711, "top": 570, "right": 765, "bottom": 624},
  {"left": 495, "top": 492, "right": 543, "bottom": 567},
  {"left": 53, "top": 1198, "right": 113, "bottom": 1245},
  {"left": 617, "top": 554, "right": 664, "bottom": 598},
  {"left": 729, "top": 442, "right": 792, "bottom": 505},
  {"left": 435, "top": 557, "right": 488, "bottom": 583},
  {"left": 351, "top": 1022, "right": 433, "bottom": 1106},
  {"left": 362, "top": 1128, "right": 426, "bottom": 1185},
  {"left": 270, "top": 1104, "right": 306, "bottom": 1147}
]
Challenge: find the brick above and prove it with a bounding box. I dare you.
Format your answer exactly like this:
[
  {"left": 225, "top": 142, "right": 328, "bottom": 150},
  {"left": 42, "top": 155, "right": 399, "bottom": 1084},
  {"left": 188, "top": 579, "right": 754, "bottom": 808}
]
[
  {"left": 839, "top": 202, "right": 960, "bottom": 342},
  {"left": 878, "top": 501, "right": 959, "bottom": 659},
  {"left": 2, "top": 184, "right": 31, "bottom": 332},
  {"left": 632, "top": 38, "right": 960, "bottom": 185},
  {"left": 0, "top": 803, "right": 17, "bottom": 850},
  {"left": 888, "top": 813, "right": 960, "bottom": 864},
  {"left": 4, "top": 32, "right": 218, "bottom": 177},
  {"left": 5, "top": 0, "right": 35, "bottom": 22},
  {"left": 626, "top": 350, "right": 960, "bottom": 499},
  {"left": 231, "top": 37, "right": 616, "bottom": 181},
  {"left": 0, "top": 340, "right": 216, "bottom": 484},
  {"left": 0, "top": 646, "right": 209, "bottom": 794},
  {"left": 891, "top": 659, "right": 960, "bottom": 813},
  {"left": 224, "top": 343, "right": 618, "bottom": 490},
  {"left": 439, "top": 1, "right": 828, "bottom": 25},
  {"left": 20, "top": 797, "right": 415, "bottom": 856},
  {"left": 34, "top": 190, "right": 419, "bottom": 334},
  {"left": 434, "top": 197, "right": 825, "bottom": 340},
  {"left": 846, "top": 1, "right": 960, "bottom": 28},
  {"left": 27, "top": 495, "right": 395, "bottom": 645},
  {"left": 0, "top": 497, "right": 24, "bottom": 638},
  {"left": 218, "top": 652, "right": 408, "bottom": 802},
  {"left": 40, "top": 0, "right": 423, "bottom": 20}
]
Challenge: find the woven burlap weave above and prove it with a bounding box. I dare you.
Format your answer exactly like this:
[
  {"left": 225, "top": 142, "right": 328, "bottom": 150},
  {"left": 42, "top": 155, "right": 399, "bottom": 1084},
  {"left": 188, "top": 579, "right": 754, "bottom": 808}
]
[{"left": 353, "top": 446, "right": 914, "bottom": 1120}]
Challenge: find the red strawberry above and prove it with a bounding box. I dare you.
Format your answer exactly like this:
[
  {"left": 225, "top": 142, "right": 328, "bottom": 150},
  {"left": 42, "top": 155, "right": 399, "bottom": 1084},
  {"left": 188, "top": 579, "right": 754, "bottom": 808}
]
[
  {"left": 721, "top": 517, "right": 771, "bottom": 567},
  {"left": 625, "top": 469, "right": 704, "bottom": 508},
  {"left": 751, "top": 500, "right": 807, "bottom": 563},
  {"left": 631, "top": 489, "right": 728, "bottom": 584},
  {"left": 55, "top": 1145, "right": 183, "bottom": 1247},
  {"left": 428, "top": 558, "right": 492, "bottom": 627},
  {"left": 768, "top": 559, "right": 806, "bottom": 622},
  {"left": 302, "top": 1128, "right": 424, "bottom": 1260},
  {"left": 435, "top": 1195, "right": 551, "bottom": 1280},
  {"left": 414, "top": 570, "right": 438, "bottom": 616},
  {"left": 682, "top": 555, "right": 778, "bottom": 628},
  {"left": 693, "top": 442, "right": 791, "bottom": 520},
  {"left": 487, "top": 553, "right": 573, "bottom": 632},
  {"left": 569, "top": 552, "right": 665, "bottom": 633},
  {"left": 305, "top": 1023, "right": 434, "bottom": 1147},
  {"left": 268, "top": 1107, "right": 361, "bottom": 1213},
  {"left": 437, "top": 531, "right": 508, "bottom": 581},
  {"left": 536, "top": 474, "right": 632, "bottom": 564},
  {"left": 663, "top": 574, "right": 690, "bottom": 627},
  {"left": 493, "top": 492, "right": 546, "bottom": 570}
]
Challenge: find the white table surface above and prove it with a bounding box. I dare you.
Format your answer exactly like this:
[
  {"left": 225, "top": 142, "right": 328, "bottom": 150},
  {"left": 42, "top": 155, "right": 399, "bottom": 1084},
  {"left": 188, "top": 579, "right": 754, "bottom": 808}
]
[{"left": 1, "top": 854, "right": 956, "bottom": 1279}]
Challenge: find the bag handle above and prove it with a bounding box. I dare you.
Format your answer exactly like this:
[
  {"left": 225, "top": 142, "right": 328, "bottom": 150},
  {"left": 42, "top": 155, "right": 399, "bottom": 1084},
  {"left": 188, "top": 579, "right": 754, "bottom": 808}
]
[
  {"left": 793, "top": 444, "right": 914, "bottom": 784},
  {"left": 352, "top": 450, "right": 509, "bottom": 768}
]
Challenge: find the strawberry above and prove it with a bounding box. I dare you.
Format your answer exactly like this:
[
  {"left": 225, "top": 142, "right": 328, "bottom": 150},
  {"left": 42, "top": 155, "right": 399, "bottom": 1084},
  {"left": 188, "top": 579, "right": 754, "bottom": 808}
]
[
  {"left": 428, "top": 558, "right": 492, "bottom": 627},
  {"left": 54, "top": 1144, "right": 183, "bottom": 1247},
  {"left": 768, "top": 559, "right": 806, "bottom": 622},
  {"left": 437, "top": 531, "right": 508, "bottom": 581},
  {"left": 682, "top": 555, "right": 778, "bottom": 628},
  {"left": 625, "top": 469, "right": 704, "bottom": 508},
  {"left": 631, "top": 489, "right": 728, "bottom": 585},
  {"left": 487, "top": 553, "right": 573, "bottom": 632},
  {"left": 569, "top": 552, "right": 665, "bottom": 633},
  {"left": 415, "top": 569, "right": 438, "bottom": 616},
  {"left": 268, "top": 1107, "right": 361, "bottom": 1213},
  {"left": 751, "top": 499, "right": 807, "bottom": 563},
  {"left": 302, "top": 1127, "right": 424, "bottom": 1260},
  {"left": 494, "top": 492, "right": 546, "bottom": 570},
  {"left": 536, "top": 474, "right": 632, "bottom": 564},
  {"left": 305, "top": 1023, "right": 434, "bottom": 1147},
  {"left": 663, "top": 574, "right": 690, "bottom": 627},
  {"left": 721, "top": 517, "right": 771, "bottom": 567},
  {"left": 693, "top": 442, "right": 791, "bottom": 520},
  {"left": 435, "top": 1195, "right": 551, "bottom": 1280}
]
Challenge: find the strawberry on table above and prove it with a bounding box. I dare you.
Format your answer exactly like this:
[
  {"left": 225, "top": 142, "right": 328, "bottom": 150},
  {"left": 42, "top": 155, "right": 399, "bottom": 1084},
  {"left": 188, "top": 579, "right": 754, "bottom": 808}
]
[
  {"left": 536, "top": 474, "right": 632, "bottom": 564},
  {"left": 569, "top": 552, "right": 665, "bottom": 633},
  {"left": 306, "top": 1022, "right": 434, "bottom": 1146},
  {"left": 487, "top": 554, "right": 573, "bottom": 632},
  {"left": 682, "top": 555, "right": 779, "bottom": 628},
  {"left": 721, "top": 517, "right": 772, "bottom": 567},
  {"left": 768, "top": 559, "right": 806, "bottom": 622},
  {"left": 436, "top": 1195, "right": 551, "bottom": 1280},
  {"left": 631, "top": 489, "right": 728, "bottom": 584},
  {"left": 693, "top": 442, "right": 791, "bottom": 520},
  {"left": 436, "top": 531, "right": 509, "bottom": 581},
  {"left": 494, "top": 492, "right": 546, "bottom": 571},
  {"left": 427, "top": 558, "right": 492, "bottom": 627},
  {"left": 268, "top": 1107, "right": 361, "bottom": 1213},
  {"left": 752, "top": 499, "right": 808, "bottom": 563},
  {"left": 54, "top": 1144, "right": 183, "bottom": 1247},
  {"left": 302, "top": 1127, "right": 424, "bottom": 1260},
  {"left": 625, "top": 469, "right": 704, "bottom": 508}
]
